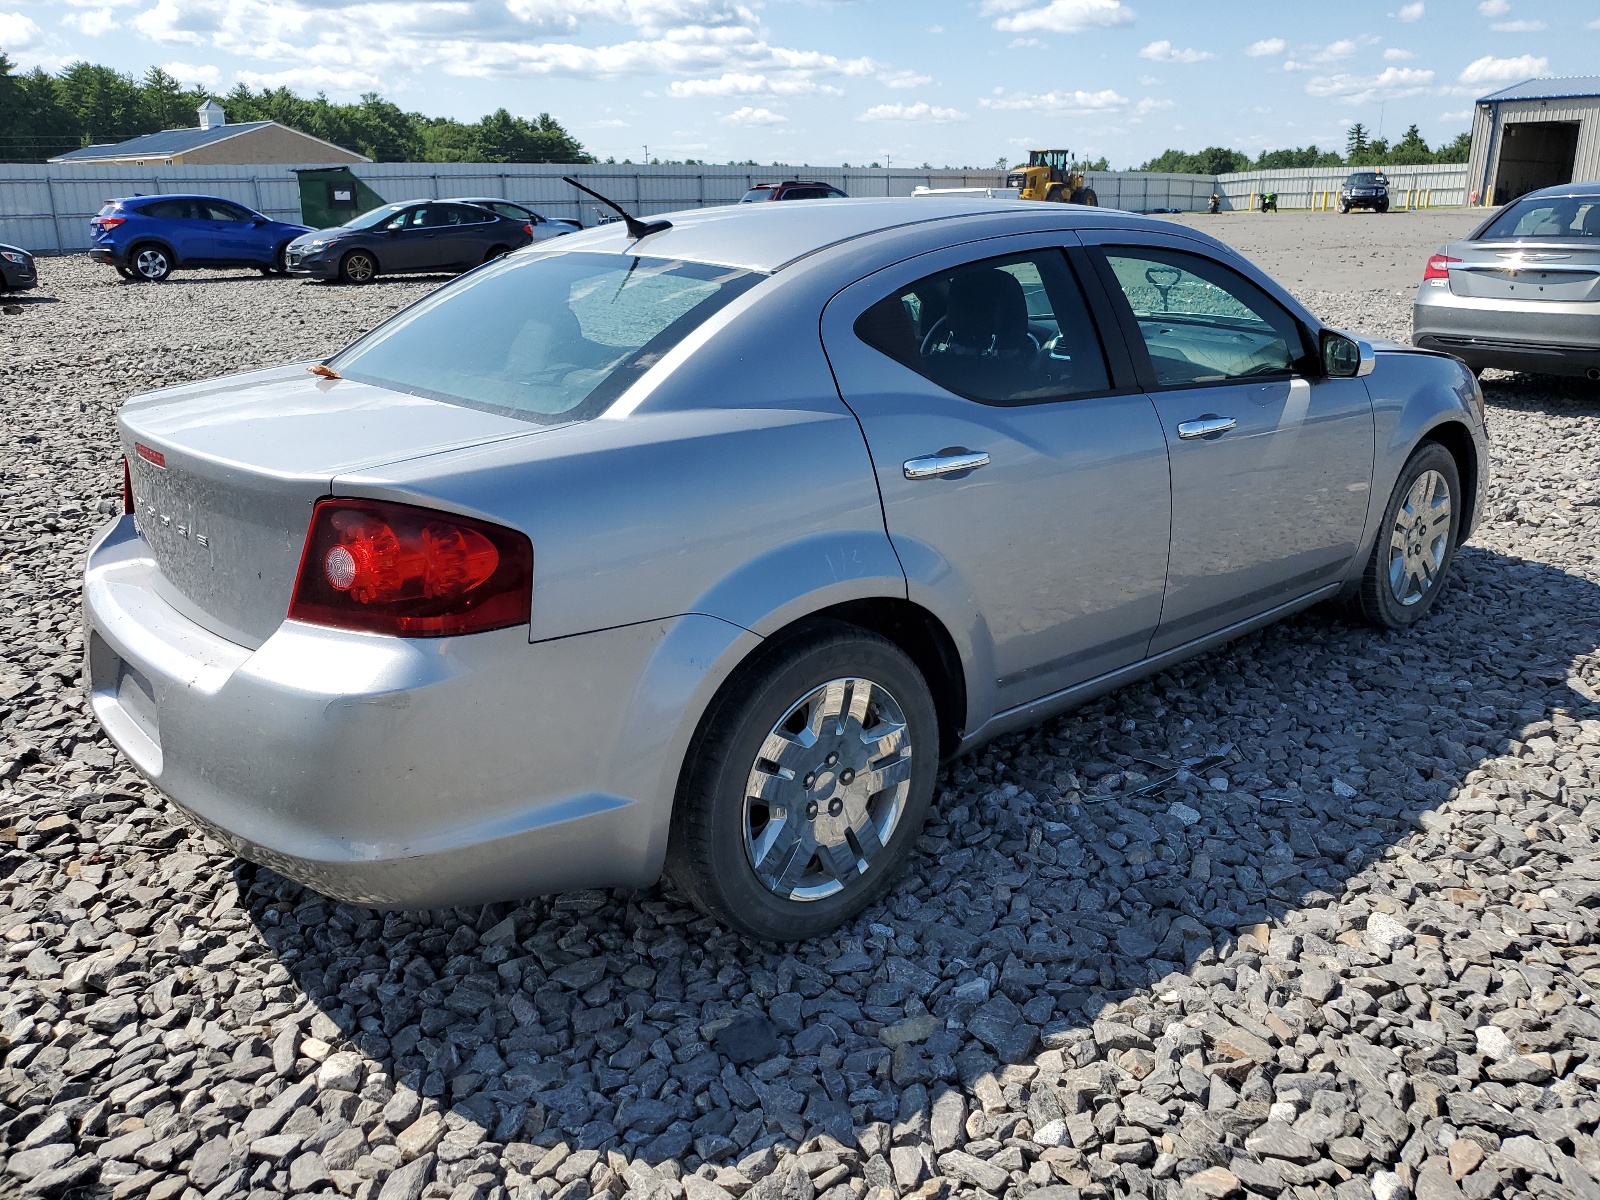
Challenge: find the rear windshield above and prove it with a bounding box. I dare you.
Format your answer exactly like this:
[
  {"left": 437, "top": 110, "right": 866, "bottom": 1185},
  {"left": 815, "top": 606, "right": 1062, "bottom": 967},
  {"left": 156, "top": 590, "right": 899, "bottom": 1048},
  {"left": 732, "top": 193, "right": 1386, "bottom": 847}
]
[
  {"left": 328, "top": 251, "right": 762, "bottom": 423},
  {"left": 1479, "top": 195, "right": 1600, "bottom": 241}
]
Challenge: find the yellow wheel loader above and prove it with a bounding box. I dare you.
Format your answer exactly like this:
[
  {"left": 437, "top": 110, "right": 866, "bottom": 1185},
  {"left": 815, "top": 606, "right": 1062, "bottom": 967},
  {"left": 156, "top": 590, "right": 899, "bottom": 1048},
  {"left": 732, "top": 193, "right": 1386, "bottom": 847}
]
[{"left": 1005, "top": 150, "right": 1099, "bottom": 205}]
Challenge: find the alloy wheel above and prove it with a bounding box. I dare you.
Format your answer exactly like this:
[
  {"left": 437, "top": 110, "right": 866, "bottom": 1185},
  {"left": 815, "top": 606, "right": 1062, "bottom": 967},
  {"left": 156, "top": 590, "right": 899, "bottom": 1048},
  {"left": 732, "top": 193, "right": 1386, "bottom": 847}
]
[
  {"left": 742, "top": 676, "right": 912, "bottom": 902},
  {"left": 1388, "top": 469, "right": 1452, "bottom": 606},
  {"left": 135, "top": 249, "right": 169, "bottom": 280},
  {"left": 344, "top": 253, "right": 375, "bottom": 283}
]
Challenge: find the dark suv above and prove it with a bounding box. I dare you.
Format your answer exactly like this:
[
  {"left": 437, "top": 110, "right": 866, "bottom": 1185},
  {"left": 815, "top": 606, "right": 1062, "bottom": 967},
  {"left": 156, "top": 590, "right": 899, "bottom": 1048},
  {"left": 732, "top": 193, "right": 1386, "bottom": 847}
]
[
  {"left": 1337, "top": 171, "right": 1390, "bottom": 214},
  {"left": 740, "top": 181, "right": 849, "bottom": 203}
]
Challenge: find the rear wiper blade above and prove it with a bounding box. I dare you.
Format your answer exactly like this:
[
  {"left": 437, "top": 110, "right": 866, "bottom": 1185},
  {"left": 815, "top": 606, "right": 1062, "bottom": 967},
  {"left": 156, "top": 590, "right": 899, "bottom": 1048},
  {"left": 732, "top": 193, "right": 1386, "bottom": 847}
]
[{"left": 563, "top": 177, "right": 672, "bottom": 242}]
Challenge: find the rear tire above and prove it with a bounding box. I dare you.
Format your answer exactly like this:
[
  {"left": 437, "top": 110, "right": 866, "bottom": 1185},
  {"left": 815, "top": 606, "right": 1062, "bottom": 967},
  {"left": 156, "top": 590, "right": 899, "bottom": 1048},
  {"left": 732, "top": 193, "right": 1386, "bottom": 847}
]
[
  {"left": 484, "top": 244, "right": 511, "bottom": 263},
  {"left": 666, "top": 623, "right": 938, "bottom": 941},
  {"left": 1376, "top": 199, "right": 1390, "bottom": 214},
  {"left": 1354, "top": 442, "right": 1461, "bottom": 631},
  {"left": 128, "top": 244, "right": 172, "bottom": 282},
  {"left": 339, "top": 250, "right": 377, "bottom": 284},
  {"left": 270, "top": 242, "right": 290, "bottom": 275},
  {"left": 1081, "top": 188, "right": 1099, "bottom": 207}
]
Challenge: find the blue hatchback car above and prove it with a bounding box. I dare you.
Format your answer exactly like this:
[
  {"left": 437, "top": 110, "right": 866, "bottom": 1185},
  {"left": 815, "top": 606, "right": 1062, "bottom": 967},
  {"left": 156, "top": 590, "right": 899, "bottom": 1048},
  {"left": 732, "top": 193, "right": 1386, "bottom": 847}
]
[{"left": 89, "top": 194, "right": 311, "bottom": 282}]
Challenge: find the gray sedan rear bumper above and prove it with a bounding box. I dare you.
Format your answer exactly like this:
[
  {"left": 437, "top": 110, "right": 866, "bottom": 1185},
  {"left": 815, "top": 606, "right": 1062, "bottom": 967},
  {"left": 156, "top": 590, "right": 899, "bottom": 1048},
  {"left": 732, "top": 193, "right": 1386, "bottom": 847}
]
[
  {"left": 1413, "top": 280, "right": 1600, "bottom": 378},
  {"left": 82, "top": 516, "right": 746, "bottom": 908}
]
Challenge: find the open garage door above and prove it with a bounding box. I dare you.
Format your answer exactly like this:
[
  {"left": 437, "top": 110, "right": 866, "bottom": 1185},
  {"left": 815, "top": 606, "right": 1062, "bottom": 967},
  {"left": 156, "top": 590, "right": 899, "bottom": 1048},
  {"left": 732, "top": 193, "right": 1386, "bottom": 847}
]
[{"left": 1495, "top": 121, "right": 1581, "bottom": 204}]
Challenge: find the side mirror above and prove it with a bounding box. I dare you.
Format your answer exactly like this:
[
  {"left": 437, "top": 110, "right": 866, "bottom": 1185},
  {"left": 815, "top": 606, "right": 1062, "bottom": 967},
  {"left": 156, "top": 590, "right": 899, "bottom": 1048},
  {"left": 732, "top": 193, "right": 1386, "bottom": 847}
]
[{"left": 1321, "top": 330, "right": 1374, "bottom": 378}]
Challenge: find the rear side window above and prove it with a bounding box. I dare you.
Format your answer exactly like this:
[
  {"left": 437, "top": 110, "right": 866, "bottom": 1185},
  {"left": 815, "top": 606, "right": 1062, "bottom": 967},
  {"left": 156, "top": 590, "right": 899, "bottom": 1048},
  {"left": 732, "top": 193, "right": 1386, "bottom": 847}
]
[
  {"left": 141, "top": 199, "right": 197, "bottom": 220},
  {"left": 487, "top": 203, "right": 531, "bottom": 221},
  {"left": 329, "top": 252, "right": 762, "bottom": 423},
  {"left": 779, "top": 187, "right": 832, "bottom": 201},
  {"left": 854, "top": 249, "right": 1111, "bottom": 406},
  {"left": 1481, "top": 197, "right": 1600, "bottom": 240},
  {"left": 1101, "top": 247, "right": 1305, "bottom": 387},
  {"left": 740, "top": 189, "right": 775, "bottom": 203}
]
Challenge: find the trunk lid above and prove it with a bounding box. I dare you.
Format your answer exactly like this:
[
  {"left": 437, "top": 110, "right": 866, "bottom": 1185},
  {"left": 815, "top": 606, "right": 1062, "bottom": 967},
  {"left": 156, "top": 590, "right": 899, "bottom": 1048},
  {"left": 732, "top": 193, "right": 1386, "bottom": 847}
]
[
  {"left": 120, "top": 363, "right": 545, "bottom": 647},
  {"left": 1448, "top": 239, "right": 1600, "bottom": 303}
]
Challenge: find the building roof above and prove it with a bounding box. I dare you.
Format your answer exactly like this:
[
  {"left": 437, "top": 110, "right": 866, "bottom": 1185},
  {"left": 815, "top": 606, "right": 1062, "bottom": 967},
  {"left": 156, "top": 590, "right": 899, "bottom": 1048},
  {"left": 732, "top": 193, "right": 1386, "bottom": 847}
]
[
  {"left": 1478, "top": 76, "right": 1600, "bottom": 103},
  {"left": 50, "top": 121, "right": 277, "bottom": 162},
  {"left": 48, "top": 120, "right": 366, "bottom": 163}
]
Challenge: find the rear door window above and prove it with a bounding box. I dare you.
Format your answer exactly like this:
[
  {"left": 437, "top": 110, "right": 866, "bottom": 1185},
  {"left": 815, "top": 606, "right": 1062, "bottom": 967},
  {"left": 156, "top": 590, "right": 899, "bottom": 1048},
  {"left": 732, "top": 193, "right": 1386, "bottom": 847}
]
[
  {"left": 1099, "top": 247, "right": 1305, "bottom": 387},
  {"left": 853, "top": 249, "right": 1111, "bottom": 405},
  {"left": 142, "top": 199, "right": 198, "bottom": 220}
]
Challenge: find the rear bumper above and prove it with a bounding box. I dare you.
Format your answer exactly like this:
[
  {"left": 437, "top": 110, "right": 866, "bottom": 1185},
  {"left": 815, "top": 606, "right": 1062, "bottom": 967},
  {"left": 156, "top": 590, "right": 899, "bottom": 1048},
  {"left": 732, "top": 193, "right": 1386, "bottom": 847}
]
[
  {"left": 83, "top": 515, "right": 752, "bottom": 908},
  {"left": 88, "top": 247, "right": 119, "bottom": 266},
  {"left": 1414, "top": 283, "right": 1600, "bottom": 377}
]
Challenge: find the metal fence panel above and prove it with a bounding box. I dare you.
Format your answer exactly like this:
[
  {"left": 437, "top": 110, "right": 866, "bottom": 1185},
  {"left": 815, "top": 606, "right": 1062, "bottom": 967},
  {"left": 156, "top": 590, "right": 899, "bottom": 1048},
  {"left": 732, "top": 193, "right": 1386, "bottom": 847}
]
[{"left": 0, "top": 161, "right": 1475, "bottom": 254}]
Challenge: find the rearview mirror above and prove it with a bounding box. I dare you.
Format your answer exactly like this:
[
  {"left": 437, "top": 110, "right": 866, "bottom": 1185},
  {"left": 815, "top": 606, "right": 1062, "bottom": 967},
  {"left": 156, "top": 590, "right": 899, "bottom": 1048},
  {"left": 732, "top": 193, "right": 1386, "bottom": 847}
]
[{"left": 1321, "top": 330, "right": 1374, "bottom": 378}]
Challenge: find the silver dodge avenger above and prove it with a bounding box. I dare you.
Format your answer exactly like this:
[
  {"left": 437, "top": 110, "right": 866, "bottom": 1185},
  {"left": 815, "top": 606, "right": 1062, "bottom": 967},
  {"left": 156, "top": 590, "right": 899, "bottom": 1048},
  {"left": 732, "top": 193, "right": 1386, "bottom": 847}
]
[{"left": 84, "top": 197, "right": 1489, "bottom": 940}]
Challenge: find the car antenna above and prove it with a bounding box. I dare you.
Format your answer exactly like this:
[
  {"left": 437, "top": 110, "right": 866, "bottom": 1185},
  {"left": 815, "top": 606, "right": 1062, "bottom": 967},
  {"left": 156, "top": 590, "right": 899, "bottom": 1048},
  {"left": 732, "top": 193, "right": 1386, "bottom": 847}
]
[{"left": 563, "top": 176, "right": 672, "bottom": 241}]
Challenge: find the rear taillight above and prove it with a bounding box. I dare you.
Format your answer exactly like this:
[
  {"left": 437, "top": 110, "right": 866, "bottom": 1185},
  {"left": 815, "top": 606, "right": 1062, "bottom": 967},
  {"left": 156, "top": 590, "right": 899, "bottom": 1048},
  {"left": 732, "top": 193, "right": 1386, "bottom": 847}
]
[
  {"left": 122, "top": 457, "right": 134, "bottom": 514},
  {"left": 95, "top": 216, "right": 126, "bottom": 231},
  {"left": 523, "top": 223, "right": 534, "bottom": 235},
  {"left": 1423, "top": 253, "right": 1459, "bottom": 282},
  {"left": 288, "top": 498, "right": 532, "bottom": 638}
]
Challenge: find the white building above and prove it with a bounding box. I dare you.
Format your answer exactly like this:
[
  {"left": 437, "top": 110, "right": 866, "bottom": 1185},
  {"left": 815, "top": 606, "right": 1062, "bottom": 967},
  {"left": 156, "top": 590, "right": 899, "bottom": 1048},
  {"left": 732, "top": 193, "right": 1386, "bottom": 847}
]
[{"left": 1467, "top": 76, "right": 1600, "bottom": 206}]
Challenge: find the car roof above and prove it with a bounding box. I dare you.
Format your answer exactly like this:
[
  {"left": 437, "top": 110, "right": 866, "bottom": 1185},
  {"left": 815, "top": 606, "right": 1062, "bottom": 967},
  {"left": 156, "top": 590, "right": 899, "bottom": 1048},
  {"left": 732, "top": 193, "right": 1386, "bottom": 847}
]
[
  {"left": 439, "top": 197, "right": 525, "bottom": 207},
  {"left": 539, "top": 196, "right": 1188, "bottom": 273},
  {"left": 119, "top": 193, "right": 252, "bottom": 204},
  {"left": 1515, "top": 181, "right": 1600, "bottom": 201}
]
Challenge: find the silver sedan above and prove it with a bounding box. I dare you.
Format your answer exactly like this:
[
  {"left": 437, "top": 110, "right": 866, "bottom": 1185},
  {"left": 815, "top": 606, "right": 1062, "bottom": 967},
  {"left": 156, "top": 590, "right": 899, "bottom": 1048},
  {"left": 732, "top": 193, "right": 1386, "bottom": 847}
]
[
  {"left": 84, "top": 197, "right": 1489, "bottom": 940},
  {"left": 1413, "top": 181, "right": 1600, "bottom": 380}
]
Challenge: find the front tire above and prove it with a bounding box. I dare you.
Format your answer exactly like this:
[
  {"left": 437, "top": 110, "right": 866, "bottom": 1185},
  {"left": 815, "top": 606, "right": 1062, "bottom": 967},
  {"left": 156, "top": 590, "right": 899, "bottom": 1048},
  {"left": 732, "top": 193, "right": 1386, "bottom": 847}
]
[
  {"left": 1355, "top": 442, "right": 1462, "bottom": 630},
  {"left": 1337, "top": 200, "right": 1350, "bottom": 214},
  {"left": 129, "top": 244, "right": 172, "bottom": 282},
  {"left": 339, "top": 250, "right": 377, "bottom": 284},
  {"left": 666, "top": 623, "right": 939, "bottom": 941}
]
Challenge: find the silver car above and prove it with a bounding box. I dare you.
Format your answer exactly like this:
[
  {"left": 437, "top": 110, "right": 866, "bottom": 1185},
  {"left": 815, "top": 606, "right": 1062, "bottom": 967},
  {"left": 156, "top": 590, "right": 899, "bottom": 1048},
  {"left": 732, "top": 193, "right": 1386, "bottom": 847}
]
[
  {"left": 85, "top": 197, "right": 1489, "bottom": 940},
  {"left": 1414, "top": 181, "right": 1600, "bottom": 380}
]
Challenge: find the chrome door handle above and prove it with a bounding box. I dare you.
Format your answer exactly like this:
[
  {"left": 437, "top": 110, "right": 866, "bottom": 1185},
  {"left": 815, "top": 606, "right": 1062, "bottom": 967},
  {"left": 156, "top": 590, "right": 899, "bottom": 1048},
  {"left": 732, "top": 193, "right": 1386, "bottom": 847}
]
[
  {"left": 903, "top": 450, "right": 990, "bottom": 479},
  {"left": 1176, "top": 416, "right": 1236, "bottom": 440}
]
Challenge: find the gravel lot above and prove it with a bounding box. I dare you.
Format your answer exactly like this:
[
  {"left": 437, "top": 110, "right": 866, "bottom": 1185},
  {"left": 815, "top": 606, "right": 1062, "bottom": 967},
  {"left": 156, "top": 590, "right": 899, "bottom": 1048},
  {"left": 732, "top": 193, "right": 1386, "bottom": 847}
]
[{"left": 3, "top": 244, "right": 1600, "bottom": 1200}]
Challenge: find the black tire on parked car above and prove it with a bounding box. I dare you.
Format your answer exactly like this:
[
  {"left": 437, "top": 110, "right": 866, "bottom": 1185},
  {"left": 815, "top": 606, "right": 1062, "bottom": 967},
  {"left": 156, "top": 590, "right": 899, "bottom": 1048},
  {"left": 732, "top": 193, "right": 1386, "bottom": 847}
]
[
  {"left": 667, "top": 622, "right": 939, "bottom": 941},
  {"left": 339, "top": 250, "right": 377, "bottom": 285},
  {"left": 1376, "top": 199, "right": 1389, "bottom": 214},
  {"left": 1337, "top": 199, "right": 1350, "bottom": 214},
  {"left": 269, "top": 242, "right": 291, "bottom": 275},
  {"left": 1354, "top": 441, "right": 1462, "bottom": 631},
  {"left": 128, "top": 244, "right": 173, "bottom": 282},
  {"left": 484, "top": 245, "right": 512, "bottom": 263},
  {"left": 115, "top": 264, "right": 137, "bottom": 281}
]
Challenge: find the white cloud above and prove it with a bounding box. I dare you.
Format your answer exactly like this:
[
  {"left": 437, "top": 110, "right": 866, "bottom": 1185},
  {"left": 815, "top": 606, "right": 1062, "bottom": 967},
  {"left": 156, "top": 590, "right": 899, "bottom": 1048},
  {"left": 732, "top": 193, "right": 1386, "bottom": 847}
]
[
  {"left": 1316, "top": 39, "right": 1359, "bottom": 61},
  {"left": 858, "top": 101, "right": 966, "bottom": 122},
  {"left": 0, "top": 10, "right": 42, "bottom": 46},
  {"left": 1491, "top": 19, "right": 1545, "bottom": 31},
  {"left": 1244, "top": 38, "right": 1285, "bottom": 57},
  {"left": 588, "top": 117, "right": 630, "bottom": 127},
  {"left": 1395, "top": 2, "right": 1423, "bottom": 21},
  {"left": 1007, "top": 37, "right": 1046, "bottom": 48},
  {"left": 123, "top": 0, "right": 887, "bottom": 106},
  {"left": 721, "top": 106, "right": 786, "bottom": 125},
  {"left": 1458, "top": 53, "right": 1548, "bottom": 85},
  {"left": 878, "top": 68, "right": 932, "bottom": 89},
  {"left": 62, "top": 6, "right": 118, "bottom": 34},
  {"left": 668, "top": 73, "right": 838, "bottom": 97},
  {"left": 1306, "top": 65, "right": 1435, "bottom": 104},
  {"left": 236, "top": 65, "right": 384, "bottom": 92},
  {"left": 1138, "top": 39, "right": 1212, "bottom": 63},
  {"left": 1384, "top": 47, "right": 1414, "bottom": 60},
  {"left": 160, "top": 59, "right": 220, "bottom": 88},
  {"left": 1438, "top": 108, "right": 1471, "bottom": 120},
  {"left": 981, "top": 87, "right": 1128, "bottom": 112},
  {"left": 1476, "top": 0, "right": 1508, "bottom": 13},
  {"left": 1135, "top": 96, "right": 1174, "bottom": 114},
  {"left": 982, "top": 0, "right": 1134, "bottom": 35}
]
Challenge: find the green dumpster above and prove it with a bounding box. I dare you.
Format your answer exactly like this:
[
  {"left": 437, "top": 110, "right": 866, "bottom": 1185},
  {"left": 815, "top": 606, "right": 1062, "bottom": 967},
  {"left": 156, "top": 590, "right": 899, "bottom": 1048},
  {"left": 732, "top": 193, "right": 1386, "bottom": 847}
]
[{"left": 293, "top": 167, "right": 388, "bottom": 229}]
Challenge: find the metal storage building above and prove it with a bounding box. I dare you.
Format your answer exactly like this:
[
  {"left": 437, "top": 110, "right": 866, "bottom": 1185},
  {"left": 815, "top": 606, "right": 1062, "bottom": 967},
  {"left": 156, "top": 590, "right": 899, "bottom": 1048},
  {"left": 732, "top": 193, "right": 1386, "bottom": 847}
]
[
  {"left": 1467, "top": 76, "right": 1600, "bottom": 207},
  {"left": 47, "top": 102, "right": 367, "bottom": 167}
]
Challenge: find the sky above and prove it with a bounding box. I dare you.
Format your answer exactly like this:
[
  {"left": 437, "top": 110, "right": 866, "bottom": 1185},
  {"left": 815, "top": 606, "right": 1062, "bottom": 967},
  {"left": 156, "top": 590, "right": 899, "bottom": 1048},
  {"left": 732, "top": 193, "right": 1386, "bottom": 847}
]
[{"left": 1, "top": 0, "right": 1596, "bottom": 167}]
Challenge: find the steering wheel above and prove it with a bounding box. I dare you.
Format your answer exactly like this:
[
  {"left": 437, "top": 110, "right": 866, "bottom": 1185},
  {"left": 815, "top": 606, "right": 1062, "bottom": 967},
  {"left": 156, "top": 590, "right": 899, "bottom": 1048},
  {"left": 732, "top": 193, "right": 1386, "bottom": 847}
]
[{"left": 921, "top": 316, "right": 1042, "bottom": 360}]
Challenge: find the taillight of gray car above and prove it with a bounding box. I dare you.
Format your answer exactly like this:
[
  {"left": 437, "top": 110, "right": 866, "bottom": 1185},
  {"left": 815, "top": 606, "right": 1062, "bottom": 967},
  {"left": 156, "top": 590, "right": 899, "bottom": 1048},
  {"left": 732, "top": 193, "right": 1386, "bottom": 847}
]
[{"left": 86, "top": 197, "right": 1490, "bottom": 938}]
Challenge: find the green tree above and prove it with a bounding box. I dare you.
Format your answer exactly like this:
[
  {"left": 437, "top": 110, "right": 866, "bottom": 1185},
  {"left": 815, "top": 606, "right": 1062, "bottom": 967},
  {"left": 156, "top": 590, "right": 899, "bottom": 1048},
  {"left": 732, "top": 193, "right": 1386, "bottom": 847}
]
[
  {"left": 1432, "top": 131, "right": 1471, "bottom": 163},
  {"left": 1345, "top": 122, "right": 1370, "bottom": 160},
  {"left": 1389, "top": 123, "right": 1432, "bottom": 166}
]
